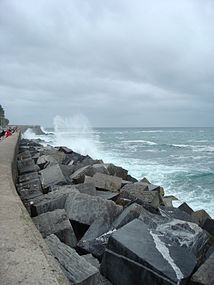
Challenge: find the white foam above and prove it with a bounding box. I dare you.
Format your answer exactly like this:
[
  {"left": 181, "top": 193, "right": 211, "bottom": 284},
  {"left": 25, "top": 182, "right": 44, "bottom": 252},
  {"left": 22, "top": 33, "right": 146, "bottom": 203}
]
[{"left": 123, "top": 140, "right": 157, "bottom": 145}]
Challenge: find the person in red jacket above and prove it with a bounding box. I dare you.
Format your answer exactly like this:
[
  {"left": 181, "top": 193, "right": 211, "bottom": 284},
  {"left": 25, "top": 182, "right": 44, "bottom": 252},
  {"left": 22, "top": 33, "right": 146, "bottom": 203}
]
[{"left": 5, "top": 129, "right": 12, "bottom": 138}]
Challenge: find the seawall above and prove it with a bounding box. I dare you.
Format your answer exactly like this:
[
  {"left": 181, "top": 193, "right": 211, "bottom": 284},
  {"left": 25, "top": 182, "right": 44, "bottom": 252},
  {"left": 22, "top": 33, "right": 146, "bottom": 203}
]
[{"left": 0, "top": 132, "right": 69, "bottom": 285}]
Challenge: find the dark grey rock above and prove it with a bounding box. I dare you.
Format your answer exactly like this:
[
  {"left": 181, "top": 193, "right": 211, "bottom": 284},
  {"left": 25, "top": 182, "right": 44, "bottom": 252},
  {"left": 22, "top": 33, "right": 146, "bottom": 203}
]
[
  {"left": 17, "top": 150, "right": 31, "bottom": 160},
  {"left": 46, "top": 234, "right": 100, "bottom": 285},
  {"left": 75, "top": 183, "right": 97, "bottom": 196},
  {"left": 30, "top": 186, "right": 79, "bottom": 217},
  {"left": 17, "top": 178, "right": 43, "bottom": 200},
  {"left": 96, "top": 190, "right": 119, "bottom": 201},
  {"left": 126, "top": 174, "right": 138, "bottom": 183},
  {"left": 33, "top": 209, "right": 77, "bottom": 247},
  {"left": 65, "top": 192, "right": 123, "bottom": 226},
  {"left": 19, "top": 172, "right": 39, "bottom": 183},
  {"left": 37, "top": 154, "right": 58, "bottom": 169},
  {"left": 82, "top": 255, "right": 113, "bottom": 285},
  {"left": 85, "top": 173, "right": 122, "bottom": 192},
  {"left": 78, "top": 217, "right": 112, "bottom": 258},
  {"left": 112, "top": 203, "right": 143, "bottom": 229},
  {"left": 101, "top": 214, "right": 208, "bottom": 285},
  {"left": 202, "top": 218, "right": 214, "bottom": 237},
  {"left": 179, "top": 202, "right": 194, "bottom": 216},
  {"left": 70, "top": 165, "right": 95, "bottom": 184},
  {"left": 159, "top": 207, "right": 193, "bottom": 223},
  {"left": 104, "top": 163, "right": 128, "bottom": 180},
  {"left": 192, "top": 210, "right": 212, "bottom": 226},
  {"left": 40, "top": 164, "right": 67, "bottom": 189},
  {"left": 190, "top": 251, "right": 214, "bottom": 285},
  {"left": 58, "top": 146, "right": 73, "bottom": 154},
  {"left": 17, "top": 158, "right": 40, "bottom": 175},
  {"left": 119, "top": 183, "right": 161, "bottom": 209}
]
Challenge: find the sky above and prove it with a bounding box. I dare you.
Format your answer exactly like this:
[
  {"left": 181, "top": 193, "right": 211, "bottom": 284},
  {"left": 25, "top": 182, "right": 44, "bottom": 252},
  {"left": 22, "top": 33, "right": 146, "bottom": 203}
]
[{"left": 0, "top": 0, "right": 214, "bottom": 127}]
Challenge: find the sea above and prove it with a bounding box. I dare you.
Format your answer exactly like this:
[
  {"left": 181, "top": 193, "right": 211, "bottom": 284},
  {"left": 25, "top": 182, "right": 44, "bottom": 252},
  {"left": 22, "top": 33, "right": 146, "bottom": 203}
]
[{"left": 23, "top": 117, "right": 214, "bottom": 218}]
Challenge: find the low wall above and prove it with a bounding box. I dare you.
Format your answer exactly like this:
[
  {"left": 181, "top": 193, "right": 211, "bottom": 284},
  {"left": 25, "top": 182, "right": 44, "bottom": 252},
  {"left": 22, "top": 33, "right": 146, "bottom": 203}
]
[{"left": 0, "top": 132, "right": 69, "bottom": 285}]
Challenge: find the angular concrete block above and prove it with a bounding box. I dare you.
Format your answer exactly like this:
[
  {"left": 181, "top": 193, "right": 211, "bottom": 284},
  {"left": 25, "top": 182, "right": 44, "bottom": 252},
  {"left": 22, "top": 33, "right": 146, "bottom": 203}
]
[
  {"left": 30, "top": 186, "right": 79, "bottom": 217},
  {"left": 46, "top": 234, "right": 100, "bottom": 285},
  {"left": 85, "top": 173, "right": 122, "bottom": 192},
  {"left": 40, "top": 164, "right": 67, "bottom": 189},
  {"left": 17, "top": 158, "right": 39, "bottom": 175},
  {"left": 65, "top": 192, "right": 123, "bottom": 226},
  {"left": 33, "top": 209, "right": 77, "bottom": 247},
  {"left": 101, "top": 213, "right": 208, "bottom": 285}
]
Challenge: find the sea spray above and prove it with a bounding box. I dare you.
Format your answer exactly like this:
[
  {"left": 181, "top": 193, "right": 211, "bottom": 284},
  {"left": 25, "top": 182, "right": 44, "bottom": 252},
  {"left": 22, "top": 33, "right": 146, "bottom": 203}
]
[{"left": 53, "top": 115, "right": 101, "bottom": 158}]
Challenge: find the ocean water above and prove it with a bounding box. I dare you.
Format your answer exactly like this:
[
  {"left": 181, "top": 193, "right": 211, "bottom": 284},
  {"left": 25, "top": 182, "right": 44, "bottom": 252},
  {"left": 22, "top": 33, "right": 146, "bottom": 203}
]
[{"left": 23, "top": 121, "right": 214, "bottom": 218}]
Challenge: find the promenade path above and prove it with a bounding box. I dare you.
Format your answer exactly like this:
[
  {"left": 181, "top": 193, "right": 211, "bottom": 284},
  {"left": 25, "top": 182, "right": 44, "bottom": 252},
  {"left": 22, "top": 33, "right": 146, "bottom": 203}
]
[{"left": 0, "top": 132, "right": 69, "bottom": 285}]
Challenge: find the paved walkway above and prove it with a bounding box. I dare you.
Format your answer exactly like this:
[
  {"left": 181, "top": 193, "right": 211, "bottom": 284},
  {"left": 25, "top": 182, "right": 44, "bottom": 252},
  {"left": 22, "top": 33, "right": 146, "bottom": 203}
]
[{"left": 0, "top": 132, "right": 69, "bottom": 285}]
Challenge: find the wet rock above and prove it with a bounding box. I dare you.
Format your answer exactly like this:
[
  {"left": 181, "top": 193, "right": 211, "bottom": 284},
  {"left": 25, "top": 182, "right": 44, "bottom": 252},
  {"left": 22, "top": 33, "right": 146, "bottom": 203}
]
[
  {"left": 17, "top": 158, "right": 40, "bottom": 175},
  {"left": 82, "top": 254, "right": 113, "bottom": 285},
  {"left": 40, "top": 164, "right": 68, "bottom": 190},
  {"left": 69, "top": 156, "right": 103, "bottom": 174},
  {"left": 202, "top": 218, "right": 214, "bottom": 237},
  {"left": 58, "top": 146, "right": 73, "bottom": 154},
  {"left": 16, "top": 178, "right": 43, "bottom": 200},
  {"left": 92, "top": 164, "right": 109, "bottom": 175},
  {"left": 37, "top": 154, "right": 58, "bottom": 169},
  {"left": 46, "top": 234, "right": 100, "bottom": 285},
  {"left": 192, "top": 210, "right": 212, "bottom": 226},
  {"left": 85, "top": 173, "right": 122, "bottom": 192},
  {"left": 126, "top": 174, "right": 138, "bottom": 183},
  {"left": 33, "top": 209, "right": 77, "bottom": 247},
  {"left": 65, "top": 192, "right": 123, "bottom": 226},
  {"left": 78, "top": 217, "right": 112, "bottom": 258},
  {"left": 40, "top": 149, "right": 66, "bottom": 164},
  {"left": 104, "top": 163, "right": 128, "bottom": 180},
  {"left": 179, "top": 202, "right": 194, "bottom": 216},
  {"left": 75, "top": 183, "right": 97, "bottom": 196},
  {"left": 190, "top": 251, "right": 214, "bottom": 285},
  {"left": 162, "top": 197, "right": 173, "bottom": 207},
  {"left": 30, "top": 186, "right": 79, "bottom": 217},
  {"left": 96, "top": 191, "right": 119, "bottom": 201},
  {"left": 101, "top": 212, "right": 208, "bottom": 285},
  {"left": 119, "top": 183, "right": 161, "bottom": 209},
  {"left": 112, "top": 203, "right": 143, "bottom": 229},
  {"left": 140, "top": 177, "right": 151, "bottom": 184},
  {"left": 18, "top": 172, "right": 40, "bottom": 183},
  {"left": 17, "top": 150, "right": 31, "bottom": 160},
  {"left": 159, "top": 207, "right": 193, "bottom": 223},
  {"left": 71, "top": 165, "right": 95, "bottom": 184}
]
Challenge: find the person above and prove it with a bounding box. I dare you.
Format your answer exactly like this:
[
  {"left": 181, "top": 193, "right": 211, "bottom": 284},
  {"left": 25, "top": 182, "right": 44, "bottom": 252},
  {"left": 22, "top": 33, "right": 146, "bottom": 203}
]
[
  {"left": 5, "top": 129, "right": 12, "bottom": 138},
  {"left": 0, "top": 129, "right": 6, "bottom": 140}
]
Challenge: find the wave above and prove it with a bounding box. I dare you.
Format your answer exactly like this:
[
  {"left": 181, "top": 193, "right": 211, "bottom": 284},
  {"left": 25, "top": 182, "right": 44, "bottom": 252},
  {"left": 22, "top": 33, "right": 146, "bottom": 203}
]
[{"left": 122, "top": 140, "right": 157, "bottom": 145}]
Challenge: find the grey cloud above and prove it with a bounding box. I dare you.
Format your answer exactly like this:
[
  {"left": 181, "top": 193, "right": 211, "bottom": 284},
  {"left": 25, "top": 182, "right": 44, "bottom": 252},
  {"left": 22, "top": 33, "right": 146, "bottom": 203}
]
[{"left": 0, "top": 0, "right": 214, "bottom": 127}]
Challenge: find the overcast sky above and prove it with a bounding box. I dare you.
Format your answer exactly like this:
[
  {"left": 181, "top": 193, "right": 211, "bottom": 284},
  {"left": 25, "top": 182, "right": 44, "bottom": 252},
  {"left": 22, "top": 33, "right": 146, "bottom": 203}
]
[{"left": 0, "top": 0, "right": 214, "bottom": 127}]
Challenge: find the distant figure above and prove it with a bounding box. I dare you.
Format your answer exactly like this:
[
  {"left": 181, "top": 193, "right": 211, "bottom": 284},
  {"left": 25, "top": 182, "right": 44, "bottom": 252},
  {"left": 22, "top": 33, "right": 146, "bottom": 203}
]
[
  {"left": 0, "top": 129, "right": 6, "bottom": 140},
  {"left": 6, "top": 129, "right": 12, "bottom": 138}
]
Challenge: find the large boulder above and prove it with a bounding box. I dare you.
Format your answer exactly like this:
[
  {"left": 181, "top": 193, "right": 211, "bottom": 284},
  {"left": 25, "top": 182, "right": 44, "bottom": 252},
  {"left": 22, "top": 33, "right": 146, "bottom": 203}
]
[
  {"left": 85, "top": 173, "right": 122, "bottom": 192},
  {"left": 101, "top": 211, "right": 208, "bottom": 285},
  {"left": 46, "top": 234, "right": 100, "bottom": 285},
  {"left": 17, "top": 158, "right": 40, "bottom": 175},
  {"left": 178, "top": 202, "right": 194, "bottom": 216},
  {"left": 30, "top": 186, "right": 79, "bottom": 217},
  {"left": 119, "top": 183, "right": 161, "bottom": 210},
  {"left": 70, "top": 165, "right": 95, "bottom": 184},
  {"left": 192, "top": 210, "right": 212, "bottom": 226},
  {"left": 39, "top": 163, "right": 68, "bottom": 190},
  {"left": 104, "top": 163, "right": 128, "bottom": 180},
  {"left": 202, "top": 218, "right": 214, "bottom": 237},
  {"left": 33, "top": 209, "right": 77, "bottom": 247},
  {"left": 77, "top": 203, "right": 142, "bottom": 258},
  {"left": 190, "top": 251, "right": 214, "bottom": 285},
  {"left": 75, "top": 183, "right": 97, "bottom": 196},
  {"left": 78, "top": 217, "right": 112, "bottom": 258},
  {"left": 65, "top": 192, "right": 123, "bottom": 226},
  {"left": 17, "top": 150, "right": 32, "bottom": 160},
  {"left": 16, "top": 178, "right": 43, "bottom": 200},
  {"left": 36, "top": 154, "right": 58, "bottom": 169},
  {"left": 18, "top": 172, "right": 39, "bottom": 183}
]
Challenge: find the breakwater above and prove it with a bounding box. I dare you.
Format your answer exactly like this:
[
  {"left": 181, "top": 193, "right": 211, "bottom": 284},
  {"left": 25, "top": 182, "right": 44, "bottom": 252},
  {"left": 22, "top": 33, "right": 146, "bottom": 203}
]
[
  {"left": 0, "top": 132, "right": 70, "bottom": 285},
  {"left": 14, "top": 136, "right": 214, "bottom": 285}
]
